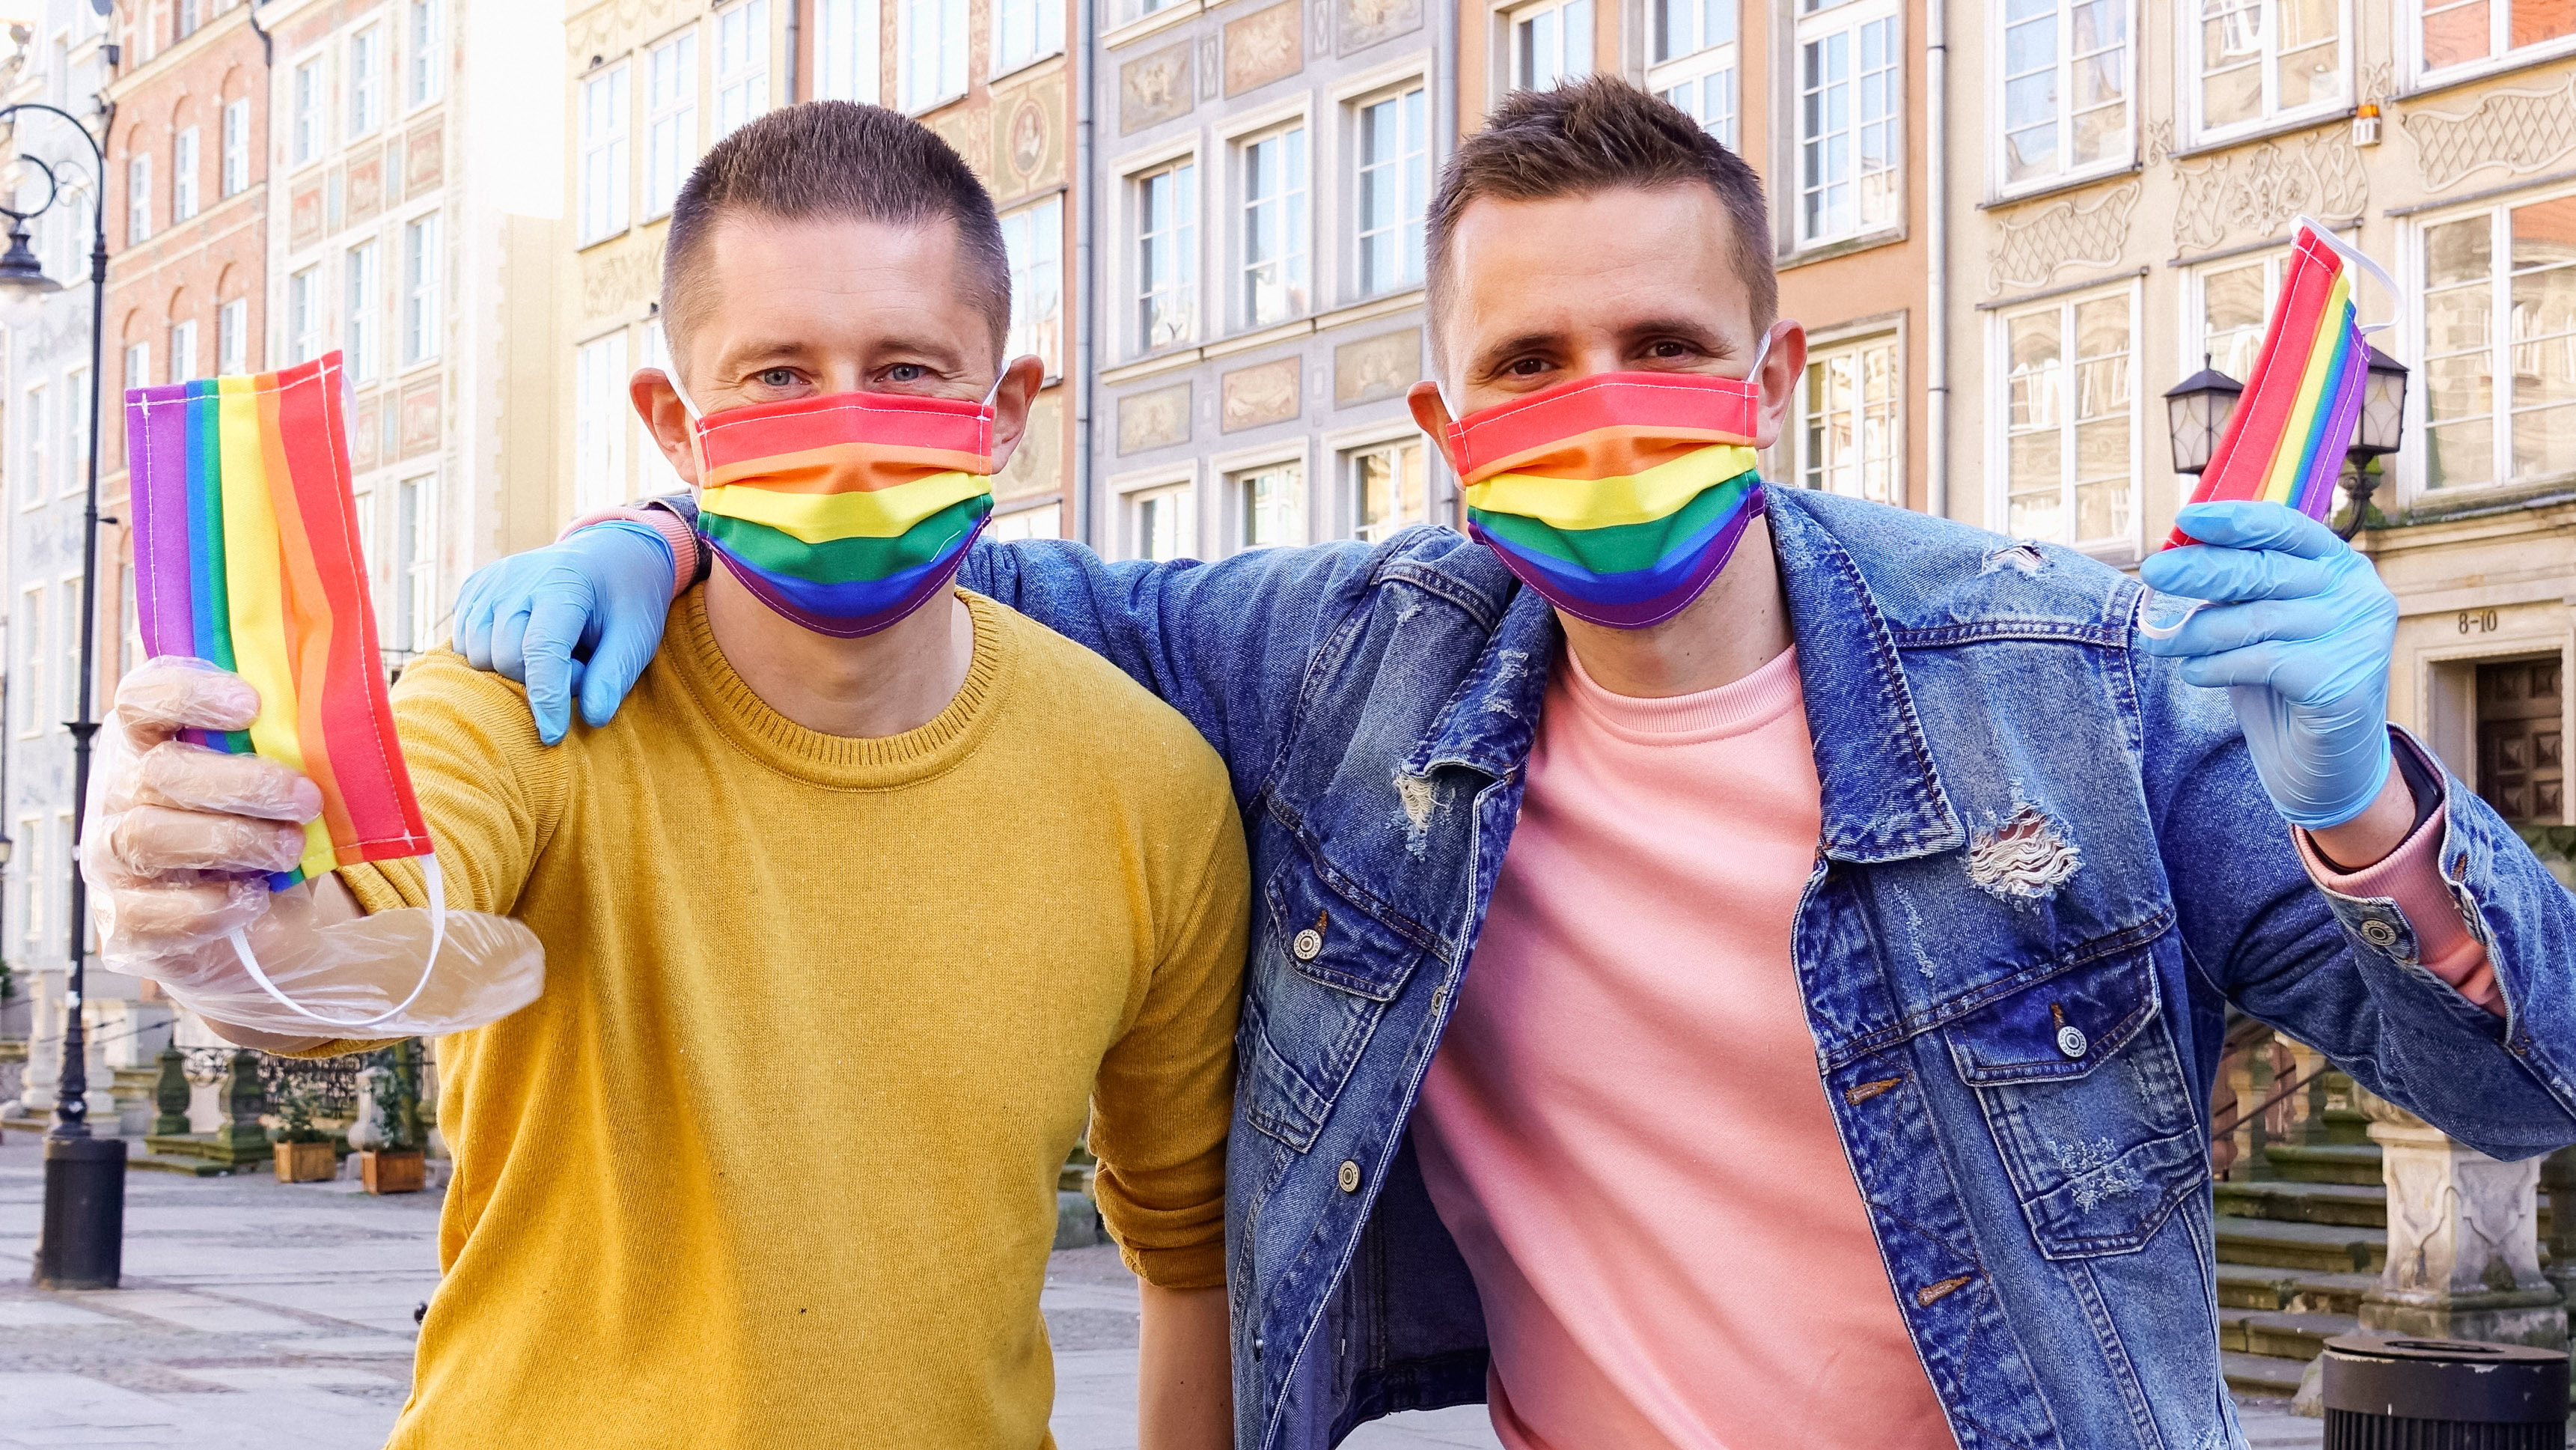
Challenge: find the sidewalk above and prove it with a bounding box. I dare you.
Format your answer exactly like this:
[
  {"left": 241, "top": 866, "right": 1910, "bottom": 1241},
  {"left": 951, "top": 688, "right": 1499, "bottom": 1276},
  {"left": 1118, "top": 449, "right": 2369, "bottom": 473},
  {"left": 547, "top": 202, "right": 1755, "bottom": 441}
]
[{"left": 0, "top": 1130, "right": 2319, "bottom": 1447}]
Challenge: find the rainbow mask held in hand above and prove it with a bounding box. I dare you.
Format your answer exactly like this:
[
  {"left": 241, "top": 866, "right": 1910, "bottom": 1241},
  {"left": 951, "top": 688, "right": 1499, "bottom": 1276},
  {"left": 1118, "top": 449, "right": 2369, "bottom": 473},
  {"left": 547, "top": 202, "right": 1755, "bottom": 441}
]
[
  {"left": 684, "top": 382, "right": 998, "bottom": 638},
  {"left": 1450, "top": 339, "right": 1771, "bottom": 630}
]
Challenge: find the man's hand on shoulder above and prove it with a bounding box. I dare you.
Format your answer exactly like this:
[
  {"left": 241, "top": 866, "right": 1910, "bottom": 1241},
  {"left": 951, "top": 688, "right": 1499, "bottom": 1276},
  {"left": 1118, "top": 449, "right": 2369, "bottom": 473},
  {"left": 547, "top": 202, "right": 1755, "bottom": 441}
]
[{"left": 453, "top": 522, "right": 679, "bottom": 745}]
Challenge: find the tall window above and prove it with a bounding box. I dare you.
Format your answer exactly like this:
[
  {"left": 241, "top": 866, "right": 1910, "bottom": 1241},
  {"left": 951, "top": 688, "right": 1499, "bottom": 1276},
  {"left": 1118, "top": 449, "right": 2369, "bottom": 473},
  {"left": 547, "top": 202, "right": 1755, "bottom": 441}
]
[
  {"left": 1356, "top": 88, "right": 1427, "bottom": 295},
  {"left": 2194, "top": 0, "right": 2342, "bottom": 141},
  {"left": 1509, "top": 0, "right": 1594, "bottom": 91},
  {"left": 287, "top": 267, "right": 320, "bottom": 363},
  {"left": 57, "top": 577, "right": 80, "bottom": 722},
  {"left": 123, "top": 342, "right": 150, "bottom": 394},
  {"left": 1798, "top": 0, "right": 1900, "bottom": 245},
  {"left": 1138, "top": 161, "right": 1197, "bottom": 351},
  {"left": 403, "top": 214, "right": 440, "bottom": 365},
  {"left": 409, "top": 0, "right": 445, "bottom": 106},
  {"left": 1237, "top": 463, "right": 1305, "bottom": 549},
  {"left": 2420, "top": 0, "right": 2576, "bottom": 75},
  {"left": 15, "top": 811, "right": 37, "bottom": 948},
  {"left": 345, "top": 240, "right": 382, "bottom": 383},
  {"left": 1132, "top": 484, "right": 1195, "bottom": 560},
  {"left": 716, "top": 0, "right": 772, "bottom": 139},
  {"left": 1800, "top": 334, "right": 1899, "bottom": 502},
  {"left": 2420, "top": 194, "right": 2576, "bottom": 492},
  {"left": 126, "top": 153, "right": 150, "bottom": 243},
  {"left": 218, "top": 297, "right": 248, "bottom": 375},
  {"left": 575, "top": 332, "right": 631, "bottom": 516},
  {"left": 2001, "top": 0, "right": 2129, "bottom": 189},
  {"left": 291, "top": 57, "right": 323, "bottom": 165},
  {"left": 221, "top": 99, "right": 249, "bottom": 196},
  {"left": 172, "top": 127, "right": 198, "bottom": 222},
  {"left": 169, "top": 318, "right": 198, "bottom": 384},
  {"left": 20, "top": 384, "right": 45, "bottom": 508},
  {"left": 818, "top": 0, "right": 882, "bottom": 102},
  {"left": 2192, "top": 250, "right": 2286, "bottom": 384},
  {"left": 1002, "top": 196, "right": 1063, "bottom": 376},
  {"left": 1651, "top": 0, "right": 1740, "bottom": 147},
  {"left": 647, "top": 33, "right": 698, "bottom": 219},
  {"left": 2001, "top": 288, "right": 2134, "bottom": 547},
  {"left": 397, "top": 475, "right": 436, "bottom": 651},
  {"left": 1349, "top": 440, "right": 1426, "bottom": 543},
  {"left": 349, "top": 25, "right": 384, "bottom": 138},
  {"left": 580, "top": 64, "right": 632, "bottom": 245},
  {"left": 13, "top": 590, "right": 38, "bottom": 739},
  {"left": 62, "top": 368, "right": 85, "bottom": 493},
  {"left": 177, "top": 0, "right": 201, "bottom": 40},
  {"left": 1242, "top": 127, "right": 1307, "bottom": 327},
  {"left": 902, "top": 0, "right": 968, "bottom": 110},
  {"left": 994, "top": 0, "right": 1064, "bottom": 73}
]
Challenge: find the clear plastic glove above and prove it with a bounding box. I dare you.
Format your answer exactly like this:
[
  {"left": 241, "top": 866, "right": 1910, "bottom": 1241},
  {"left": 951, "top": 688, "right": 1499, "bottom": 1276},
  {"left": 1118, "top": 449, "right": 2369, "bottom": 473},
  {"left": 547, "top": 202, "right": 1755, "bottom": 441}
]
[
  {"left": 2136, "top": 500, "right": 2399, "bottom": 829},
  {"left": 452, "top": 521, "right": 676, "bottom": 745},
  {"left": 83, "top": 656, "right": 545, "bottom": 1038}
]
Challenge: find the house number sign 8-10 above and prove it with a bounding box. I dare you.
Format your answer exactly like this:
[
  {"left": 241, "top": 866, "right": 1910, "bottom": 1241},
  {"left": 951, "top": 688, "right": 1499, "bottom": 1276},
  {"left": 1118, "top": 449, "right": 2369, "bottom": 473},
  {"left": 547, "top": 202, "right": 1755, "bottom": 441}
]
[{"left": 2459, "top": 609, "right": 2501, "bottom": 634}]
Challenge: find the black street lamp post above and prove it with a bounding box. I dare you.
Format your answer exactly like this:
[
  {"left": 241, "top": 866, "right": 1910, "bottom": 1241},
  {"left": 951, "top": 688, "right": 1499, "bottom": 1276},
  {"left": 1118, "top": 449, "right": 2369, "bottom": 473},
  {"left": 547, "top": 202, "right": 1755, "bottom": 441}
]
[
  {"left": 0, "top": 101, "right": 125, "bottom": 1291},
  {"left": 2161, "top": 347, "right": 2411, "bottom": 540}
]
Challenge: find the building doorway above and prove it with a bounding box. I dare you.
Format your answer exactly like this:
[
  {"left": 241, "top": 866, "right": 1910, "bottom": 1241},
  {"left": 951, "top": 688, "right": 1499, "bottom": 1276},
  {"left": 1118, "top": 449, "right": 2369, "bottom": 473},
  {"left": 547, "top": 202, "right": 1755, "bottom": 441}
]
[{"left": 2476, "top": 656, "right": 2566, "bottom": 825}]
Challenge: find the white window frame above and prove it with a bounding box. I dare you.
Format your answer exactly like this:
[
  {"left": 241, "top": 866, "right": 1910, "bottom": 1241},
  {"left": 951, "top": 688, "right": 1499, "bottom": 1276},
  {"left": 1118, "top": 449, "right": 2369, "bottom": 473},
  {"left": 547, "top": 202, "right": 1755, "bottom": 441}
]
[
  {"left": 992, "top": 0, "right": 1065, "bottom": 77},
  {"left": 2405, "top": 188, "right": 2576, "bottom": 502},
  {"left": 715, "top": 0, "right": 773, "bottom": 140},
  {"left": 403, "top": 212, "right": 441, "bottom": 367},
  {"left": 2182, "top": 0, "right": 2349, "bottom": 149},
  {"left": 1227, "top": 454, "right": 1310, "bottom": 552},
  {"left": 13, "top": 590, "right": 39, "bottom": 742},
  {"left": 901, "top": 0, "right": 968, "bottom": 112},
  {"left": 646, "top": 31, "right": 698, "bottom": 221},
  {"left": 56, "top": 576, "right": 80, "bottom": 725},
  {"left": 19, "top": 383, "right": 45, "bottom": 511},
  {"left": 123, "top": 341, "right": 150, "bottom": 395},
  {"left": 397, "top": 473, "right": 437, "bottom": 653},
  {"left": 1119, "top": 468, "right": 1201, "bottom": 561},
  {"left": 218, "top": 296, "right": 248, "bottom": 375},
  {"left": 1344, "top": 434, "right": 1428, "bottom": 543},
  {"left": 345, "top": 240, "right": 382, "bottom": 383},
  {"left": 2411, "top": 0, "right": 2576, "bottom": 85},
  {"left": 1990, "top": 280, "right": 2141, "bottom": 555},
  {"left": 1994, "top": 0, "right": 2134, "bottom": 198},
  {"left": 1648, "top": 0, "right": 1741, "bottom": 148},
  {"left": 61, "top": 367, "right": 86, "bottom": 497},
  {"left": 1237, "top": 121, "right": 1310, "bottom": 330},
  {"left": 125, "top": 151, "right": 150, "bottom": 243},
  {"left": 291, "top": 55, "right": 324, "bottom": 167},
  {"left": 1002, "top": 195, "right": 1065, "bottom": 380},
  {"left": 168, "top": 318, "right": 198, "bottom": 386},
  {"left": 1353, "top": 83, "right": 1429, "bottom": 297},
  {"left": 986, "top": 502, "right": 1063, "bottom": 540},
  {"left": 1795, "top": 0, "right": 1903, "bottom": 249},
  {"left": 409, "top": 0, "right": 445, "bottom": 109},
  {"left": 221, "top": 98, "right": 249, "bottom": 197},
  {"left": 1133, "top": 154, "right": 1200, "bottom": 355},
  {"left": 2182, "top": 246, "right": 2290, "bottom": 392},
  {"left": 574, "top": 331, "right": 632, "bottom": 517},
  {"left": 172, "top": 127, "right": 198, "bottom": 222},
  {"left": 348, "top": 24, "right": 384, "bottom": 139},
  {"left": 579, "top": 62, "right": 632, "bottom": 246},
  {"left": 817, "top": 0, "right": 884, "bottom": 103},
  {"left": 1795, "top": 327, "right": 1903, "bottom": 505},
  {"left": 287, "top": 267, "right": 320, "bottom": 364},
  {"left": 1504, "top": 0, "right": 1594, "bottom": 94}
]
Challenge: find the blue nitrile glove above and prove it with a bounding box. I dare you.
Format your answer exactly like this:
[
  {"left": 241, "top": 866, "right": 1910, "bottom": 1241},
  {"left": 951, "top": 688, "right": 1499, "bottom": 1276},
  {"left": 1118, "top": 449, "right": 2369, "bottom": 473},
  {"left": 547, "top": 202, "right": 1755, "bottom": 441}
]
[
  {"left": 451, "top": 522, "right": 677, "bottom": 745},
  {"left": 2136, "top": 500, "right": 2399, "bottom": 829}
]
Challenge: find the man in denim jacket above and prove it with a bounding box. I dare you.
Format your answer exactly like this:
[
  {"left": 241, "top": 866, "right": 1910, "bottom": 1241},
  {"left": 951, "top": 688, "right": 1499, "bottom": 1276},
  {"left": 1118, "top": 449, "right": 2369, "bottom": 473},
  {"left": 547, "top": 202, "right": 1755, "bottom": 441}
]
[{"left": 460, "top": 81, "right": 2575, "bottom": 1450}]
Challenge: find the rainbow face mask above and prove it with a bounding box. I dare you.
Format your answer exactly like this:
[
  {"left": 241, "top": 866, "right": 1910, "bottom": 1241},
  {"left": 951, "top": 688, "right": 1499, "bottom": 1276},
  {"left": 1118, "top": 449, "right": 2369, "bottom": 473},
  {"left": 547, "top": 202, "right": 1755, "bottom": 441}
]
[
  {"left": 680, "top": 379, "right": 998, "bottom": 638},
  {"left": 1448, "top": 338, "right": 1771, "bottom": 630}
]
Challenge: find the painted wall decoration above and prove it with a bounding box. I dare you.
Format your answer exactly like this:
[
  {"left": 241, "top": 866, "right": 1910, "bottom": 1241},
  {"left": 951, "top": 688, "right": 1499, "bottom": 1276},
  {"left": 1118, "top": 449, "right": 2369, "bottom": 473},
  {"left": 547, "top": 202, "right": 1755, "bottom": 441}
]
[
  {"left": 2170, "top": 133, "right": 2367, "bottom": 255},
  {"left": 2404, "top": 76, "right": 2576, "bottom": 193},
  {"left": 1334, "top": 328, "right": 1420, "bottom": 407},
  {"left": 1119, "top": 383, "right": 1193, "bottom": 454},
  {"left": 1986, "top": 181, "right": 2140, "bottom": 295},
  {"left": 1224, "top": 0, "right": 1304, "bottom": 97},
  {"left": 998, "top": 393, "right": 1065, "bottom": 500},
  {"left": 1339, "top": 0, "right": 1422, "bottom": 53},
  {"left": 1121, "top": 43, "right": 1194, "bottom": 134},
  {"left": 1222, "top": 357, "right": 1303, "bottom": 431}
]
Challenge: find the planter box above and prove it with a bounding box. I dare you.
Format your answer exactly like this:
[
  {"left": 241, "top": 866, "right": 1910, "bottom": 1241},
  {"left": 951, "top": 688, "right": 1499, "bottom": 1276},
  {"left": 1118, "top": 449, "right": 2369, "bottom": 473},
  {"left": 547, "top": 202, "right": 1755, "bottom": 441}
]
[
  {"left": 273, "top": 1140, "right": 336, "bottom": 1183},
  {"left": 360, "top": 1149, "right": 426, "bottom": 1195}
]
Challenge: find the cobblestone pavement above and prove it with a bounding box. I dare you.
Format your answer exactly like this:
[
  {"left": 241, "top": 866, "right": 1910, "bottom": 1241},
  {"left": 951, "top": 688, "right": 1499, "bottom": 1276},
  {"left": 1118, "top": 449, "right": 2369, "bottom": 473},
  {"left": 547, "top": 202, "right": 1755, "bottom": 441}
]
[{"left": 0, "top": 1132, "right": 2334, "bottom": 1448}]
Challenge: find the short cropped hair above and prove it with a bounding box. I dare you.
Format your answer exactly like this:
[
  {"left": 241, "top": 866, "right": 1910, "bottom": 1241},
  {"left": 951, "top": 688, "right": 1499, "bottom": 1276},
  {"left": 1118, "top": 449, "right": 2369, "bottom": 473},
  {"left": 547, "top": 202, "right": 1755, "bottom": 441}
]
[
  {"left": 662, "top": 100, "right": 1011, "bottom": 361},
  {"left": 1426, "top": 78, "right": 1777, "bottom": 350}
]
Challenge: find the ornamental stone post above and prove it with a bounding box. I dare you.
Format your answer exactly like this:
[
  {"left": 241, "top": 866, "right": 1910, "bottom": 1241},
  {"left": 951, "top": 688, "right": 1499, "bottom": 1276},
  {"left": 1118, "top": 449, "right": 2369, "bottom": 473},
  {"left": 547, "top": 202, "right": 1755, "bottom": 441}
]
[
  {"left": 2360, "top": 1093, "right": 2566, "bottom": 1350},
  {"left": 151, "top": 1045, "right": 191, "bottom": 1137},
  {"left": 16, "top": 969, "right": 61, "bottom": 1114}
]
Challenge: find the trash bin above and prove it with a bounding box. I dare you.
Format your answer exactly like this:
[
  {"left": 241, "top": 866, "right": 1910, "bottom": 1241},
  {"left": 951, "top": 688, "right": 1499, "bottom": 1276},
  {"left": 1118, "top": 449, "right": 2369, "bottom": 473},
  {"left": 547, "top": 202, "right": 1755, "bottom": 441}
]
[{"left": 2322, "top": 1334, "right": 2569, "bottom": 1449}]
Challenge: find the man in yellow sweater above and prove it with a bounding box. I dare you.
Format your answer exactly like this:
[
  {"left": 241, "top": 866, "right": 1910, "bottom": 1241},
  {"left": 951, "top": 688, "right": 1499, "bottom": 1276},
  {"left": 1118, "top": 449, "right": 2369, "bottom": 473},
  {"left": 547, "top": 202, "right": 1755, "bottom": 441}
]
[{"left": 80, "top": 103, "right": 1244, "bottom": 1449}]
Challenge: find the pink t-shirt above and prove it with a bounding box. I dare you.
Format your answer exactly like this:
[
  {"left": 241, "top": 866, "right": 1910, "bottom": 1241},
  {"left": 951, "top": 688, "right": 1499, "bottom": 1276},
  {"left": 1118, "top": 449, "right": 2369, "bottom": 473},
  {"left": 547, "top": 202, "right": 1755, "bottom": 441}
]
[{"left": 1409, "top": 645, "right": 1955, "bottom": 1450}]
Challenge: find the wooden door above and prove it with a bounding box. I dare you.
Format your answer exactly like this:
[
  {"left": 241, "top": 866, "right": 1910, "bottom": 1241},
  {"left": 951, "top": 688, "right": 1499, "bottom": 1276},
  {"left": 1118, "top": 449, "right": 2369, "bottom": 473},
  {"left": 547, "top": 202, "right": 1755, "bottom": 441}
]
[{"left": 2476, "top": 657, "right": 2566, "bottom": 824}]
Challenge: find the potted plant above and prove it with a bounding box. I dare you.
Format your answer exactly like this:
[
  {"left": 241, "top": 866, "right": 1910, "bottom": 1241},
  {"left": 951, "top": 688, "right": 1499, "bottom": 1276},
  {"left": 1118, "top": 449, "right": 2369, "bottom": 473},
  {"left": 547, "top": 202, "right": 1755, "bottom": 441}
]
[
  {"left": 270, "top": 1082, "right": 338, "bottom": 1184},
  {"left": 358, "top": 1044, "right": 427, "bottom": 1195}
]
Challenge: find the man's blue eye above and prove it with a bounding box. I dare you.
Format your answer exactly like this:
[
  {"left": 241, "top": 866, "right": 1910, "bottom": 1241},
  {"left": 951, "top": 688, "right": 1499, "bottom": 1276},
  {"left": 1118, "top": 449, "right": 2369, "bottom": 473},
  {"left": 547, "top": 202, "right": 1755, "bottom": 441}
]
[
  {"left": 889, "top": 365, "right": 924, "bottom": 382},
  {"left": 759, "top": 370, "right": 796, "bottom": 387}
]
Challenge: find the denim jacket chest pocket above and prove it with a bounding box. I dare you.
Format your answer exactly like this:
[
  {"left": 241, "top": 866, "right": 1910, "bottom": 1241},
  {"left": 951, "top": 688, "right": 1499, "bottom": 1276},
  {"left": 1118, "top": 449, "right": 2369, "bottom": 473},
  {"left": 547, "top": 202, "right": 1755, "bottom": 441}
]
[
  {"left": 1945, "top": 940, "right": 2206, "bottom": 1259},
  {"left": 1238, "top": 863, "right": 1427, "bottom": 1154}
]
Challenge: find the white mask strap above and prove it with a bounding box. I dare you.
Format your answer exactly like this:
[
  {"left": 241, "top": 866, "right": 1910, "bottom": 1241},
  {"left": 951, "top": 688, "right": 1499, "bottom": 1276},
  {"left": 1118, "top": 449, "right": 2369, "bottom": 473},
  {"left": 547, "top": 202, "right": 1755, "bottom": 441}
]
[
  {"left": 223, "top": 853, "right": 447, "bottom": 1031},
  {"left": 2292, "top": 216, "right": 2401, "bottom": 335},
  {"left": 668, "top": 370, "right": 703, "bottom": 421},
  {"left": 1745, "top": 323, "right": 1776, "bottom": 380}
]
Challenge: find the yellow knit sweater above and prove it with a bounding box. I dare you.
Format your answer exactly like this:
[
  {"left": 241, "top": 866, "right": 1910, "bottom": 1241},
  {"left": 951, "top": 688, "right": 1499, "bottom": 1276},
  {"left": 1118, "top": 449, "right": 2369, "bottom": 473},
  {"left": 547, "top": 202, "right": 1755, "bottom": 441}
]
[{"left": 330, "top": 590, "right": 1248, "bottom": 1449}]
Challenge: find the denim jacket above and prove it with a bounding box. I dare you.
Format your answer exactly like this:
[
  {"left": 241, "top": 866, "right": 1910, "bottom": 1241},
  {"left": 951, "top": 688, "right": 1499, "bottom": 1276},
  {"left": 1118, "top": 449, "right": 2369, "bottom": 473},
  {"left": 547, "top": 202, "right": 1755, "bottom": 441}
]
[{"left": 958, "top": 487, "right": 2576, "bottom": 1450}]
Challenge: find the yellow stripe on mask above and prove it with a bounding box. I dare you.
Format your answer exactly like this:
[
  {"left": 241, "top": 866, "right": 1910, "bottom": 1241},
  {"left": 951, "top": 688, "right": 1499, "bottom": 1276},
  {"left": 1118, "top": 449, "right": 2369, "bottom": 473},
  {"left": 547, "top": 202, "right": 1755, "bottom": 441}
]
[
  {"left": 1462, "top": 445, "right": 1760, "bottom": 531},
  {"left": 698, "top": 471, "right": 992, "bottom": 543}
]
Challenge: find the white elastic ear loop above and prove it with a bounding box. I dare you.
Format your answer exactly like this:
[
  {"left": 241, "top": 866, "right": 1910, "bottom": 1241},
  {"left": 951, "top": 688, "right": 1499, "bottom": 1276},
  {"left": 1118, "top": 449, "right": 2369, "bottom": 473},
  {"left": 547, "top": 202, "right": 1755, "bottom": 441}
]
[
  {"left": 223, "top": 854, "right": 448, "bottom": 1031},
  {"left": 2292, "top": 215, "right": 2400, "bottom": 336},
  {"left": 1745, "top": 323, "right": 1777, "bottom": 379},
  {"left": 2135, "top": 596, "right": 2202, "bottom": 641}
]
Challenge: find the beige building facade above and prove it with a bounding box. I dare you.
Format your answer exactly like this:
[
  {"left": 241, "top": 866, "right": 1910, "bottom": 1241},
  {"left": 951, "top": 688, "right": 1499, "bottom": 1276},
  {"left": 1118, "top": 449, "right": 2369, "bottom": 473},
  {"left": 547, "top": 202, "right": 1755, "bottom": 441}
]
[{"left": 1944, "top": 0, "right": 2575, "bottom": 867}]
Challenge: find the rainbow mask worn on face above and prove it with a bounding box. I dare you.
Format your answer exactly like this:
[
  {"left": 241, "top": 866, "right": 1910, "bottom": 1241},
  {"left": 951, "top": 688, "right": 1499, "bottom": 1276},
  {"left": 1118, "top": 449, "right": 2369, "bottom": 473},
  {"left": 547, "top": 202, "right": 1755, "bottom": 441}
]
[
  {"left": 1447, "top": 331, "right": 1772, "bottom": 630},
  {"left": 674, "top": 374, "right": 1000, "bottom": 638}
]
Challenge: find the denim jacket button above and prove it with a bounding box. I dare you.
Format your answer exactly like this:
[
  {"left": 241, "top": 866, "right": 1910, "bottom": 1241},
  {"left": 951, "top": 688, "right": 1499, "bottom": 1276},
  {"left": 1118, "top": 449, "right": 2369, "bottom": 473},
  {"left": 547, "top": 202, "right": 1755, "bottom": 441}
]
[
  {"left": 2056, "top": 1024, "right": 2089, "bottom": 1059},
  {"left": 1337, "top": 1160, "right": 1362, "bottom": 1193},
  {"left": 1292, "top": 929, "right": 1324, "bottom": 963},
  {"left": 2360, "top": 919, "right": 2400, "bottom": 949}
]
